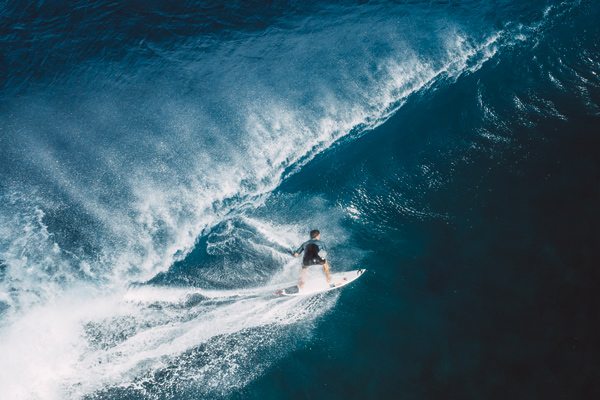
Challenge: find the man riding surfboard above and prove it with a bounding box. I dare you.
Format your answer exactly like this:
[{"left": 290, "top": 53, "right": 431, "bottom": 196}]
[{"left": 292, "top": 229, "right": 332, "bottom": 288}]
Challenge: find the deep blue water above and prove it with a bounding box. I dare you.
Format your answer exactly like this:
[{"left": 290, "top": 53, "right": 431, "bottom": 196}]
[{"left": 0, "top": 1, "right": 599, "bottom": 399}]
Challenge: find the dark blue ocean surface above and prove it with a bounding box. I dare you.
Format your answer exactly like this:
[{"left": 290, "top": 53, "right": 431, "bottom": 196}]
[{"left": 0, "top": 1, "right": 598, "bottom": 399}]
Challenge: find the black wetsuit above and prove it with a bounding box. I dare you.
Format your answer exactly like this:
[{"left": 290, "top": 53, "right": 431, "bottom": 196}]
[{"left": 294, "top": 239, "right": 327, "bottom": 268}]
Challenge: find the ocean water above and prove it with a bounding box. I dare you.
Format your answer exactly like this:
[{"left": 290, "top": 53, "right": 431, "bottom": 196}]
[{"left": 0, "top": 1, "right": 598, "bottom": 399}]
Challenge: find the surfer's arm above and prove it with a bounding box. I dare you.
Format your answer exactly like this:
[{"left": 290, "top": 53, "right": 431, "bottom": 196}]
[{"left": 292, "top": 242, "right": 305, "bottom": 257}]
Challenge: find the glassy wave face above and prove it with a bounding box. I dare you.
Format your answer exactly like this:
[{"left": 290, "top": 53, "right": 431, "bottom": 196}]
[{"left": 0, "top": 1, "right": 598, "bottom": 399}]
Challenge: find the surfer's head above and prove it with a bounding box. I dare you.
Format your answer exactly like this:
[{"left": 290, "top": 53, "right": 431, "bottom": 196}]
[{"left": 310, "top": 229, "right": 320, "bottom": 239}]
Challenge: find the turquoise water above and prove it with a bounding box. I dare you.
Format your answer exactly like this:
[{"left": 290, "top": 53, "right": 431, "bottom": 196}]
[{"left": 0, "top": 1, "right": 599, "bottom": 399}]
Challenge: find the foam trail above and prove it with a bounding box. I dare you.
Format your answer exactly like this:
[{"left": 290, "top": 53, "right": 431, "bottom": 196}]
[{"left": 0, "top": 284, "right": 334, "bottom": 399}]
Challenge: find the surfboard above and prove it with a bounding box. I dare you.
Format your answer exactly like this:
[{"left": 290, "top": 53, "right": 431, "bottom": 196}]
[{"left": 277, "top": 269, "right": 365, "bottom": 296}]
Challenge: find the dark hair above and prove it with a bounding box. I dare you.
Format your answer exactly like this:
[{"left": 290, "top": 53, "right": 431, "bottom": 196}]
[{"left": 310, "top": 229, "right": 320, "bottom": 239}]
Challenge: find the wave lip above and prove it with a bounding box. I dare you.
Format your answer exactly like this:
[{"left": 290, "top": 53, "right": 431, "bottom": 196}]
[{"left": 0, "top": 4, "right": 505, "bottom": 311}]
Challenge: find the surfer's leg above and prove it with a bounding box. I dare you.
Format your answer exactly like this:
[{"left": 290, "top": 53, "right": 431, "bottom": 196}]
[
  {"left": 323, "top": 261, "right": 331, "bottom": 284},
  {"left": 298, "top": 267, "right": 307, "bottom": 289}
]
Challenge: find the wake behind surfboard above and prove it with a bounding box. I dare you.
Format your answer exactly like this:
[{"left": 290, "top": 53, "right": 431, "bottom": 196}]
[{"left": 277, "top": 269, "right": 365, "bottom": 296}]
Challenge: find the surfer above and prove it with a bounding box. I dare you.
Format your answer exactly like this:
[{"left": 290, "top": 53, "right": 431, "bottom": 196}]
[{"left": 292, "top": 229, "right": 332, "bottom": 288}]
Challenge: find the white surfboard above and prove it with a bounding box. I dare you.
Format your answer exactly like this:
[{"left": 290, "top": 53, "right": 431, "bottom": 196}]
[{"left": 278, "top": 269, "right": 365, "bottom": 296}]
